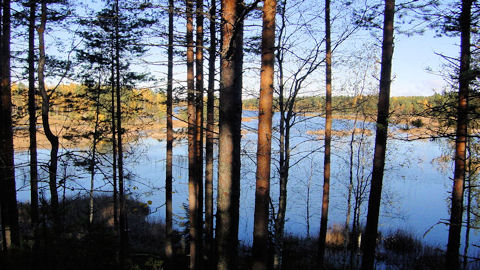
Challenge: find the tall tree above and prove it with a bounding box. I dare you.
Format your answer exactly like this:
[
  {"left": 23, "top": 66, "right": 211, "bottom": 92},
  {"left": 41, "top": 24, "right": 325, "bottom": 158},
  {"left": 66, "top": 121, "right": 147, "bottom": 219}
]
[
  {"left": 360, "top": 0, "right": 395, "bottom": 269},
  {"left": 216, "top": 0, "right": 244, "bottom": 268},
  {"left": 252, "top": 0, "right": 276, "bottom": 269},
  {"left": 195, "top": 0, "right": 205, "bottom": 266},
  {"left": 165, "top": 0, "right": 174, "bottom": 266},
  {"left": 446, "top": 0, "right": 473, "bottom": 268},
  {"left": 114, "top": 0, "right": 128, "bottom": 265},
  {"left": 186, "top": 0, "right": 199, "bottom": 268},
  {"left": 37, "top": 0, "right": 61, "bottom": 234},
  {"left": 27, "top": 0, "right": 40, "bottom": 250},
  {"left": 205, "top": 0, "right": 217, "bottom": 267},
  {"left": 0, "top": 0, "right": 20, "bottom": 250},
  {"left": 318, "top": 0, "right": 332, "bottom": 265}
]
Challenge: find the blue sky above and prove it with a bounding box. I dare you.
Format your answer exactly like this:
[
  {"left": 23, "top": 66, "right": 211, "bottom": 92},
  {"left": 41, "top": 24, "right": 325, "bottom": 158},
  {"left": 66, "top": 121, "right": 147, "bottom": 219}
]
[{"left": 391, "top": 30, "right": 459, "bottom": 96}]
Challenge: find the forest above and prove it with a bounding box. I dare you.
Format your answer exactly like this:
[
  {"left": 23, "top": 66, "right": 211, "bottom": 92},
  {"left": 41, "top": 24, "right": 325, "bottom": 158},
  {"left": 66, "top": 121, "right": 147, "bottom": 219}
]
[{"left": 0, "top": 0, "right": 479, "bottom": 269}]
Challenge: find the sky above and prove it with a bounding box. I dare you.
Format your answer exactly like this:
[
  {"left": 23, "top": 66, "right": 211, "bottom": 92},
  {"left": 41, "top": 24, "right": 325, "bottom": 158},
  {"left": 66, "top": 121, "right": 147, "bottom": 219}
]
[
  {"left": 390, "top": 30, "right": 459, "bottom": 96},
  {"left": 14, "top": 0, "right": 464, "bottom": 98}
]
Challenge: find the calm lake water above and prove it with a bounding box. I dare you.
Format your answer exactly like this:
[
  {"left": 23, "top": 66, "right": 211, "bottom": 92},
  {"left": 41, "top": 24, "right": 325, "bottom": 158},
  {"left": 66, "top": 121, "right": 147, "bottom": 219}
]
[{"left": 14, "top": 110, "right": 479, "bottom": 256}]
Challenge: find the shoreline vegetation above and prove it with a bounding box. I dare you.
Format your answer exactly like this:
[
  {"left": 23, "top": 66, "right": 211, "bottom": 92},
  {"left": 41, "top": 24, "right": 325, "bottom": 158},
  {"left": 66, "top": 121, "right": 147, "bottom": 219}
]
[
  {"left": 8, "top": 196, "right": 459, "bottom": 270},
  {"left": 11, "top": 84, "right": 455, "bottom": 148}
]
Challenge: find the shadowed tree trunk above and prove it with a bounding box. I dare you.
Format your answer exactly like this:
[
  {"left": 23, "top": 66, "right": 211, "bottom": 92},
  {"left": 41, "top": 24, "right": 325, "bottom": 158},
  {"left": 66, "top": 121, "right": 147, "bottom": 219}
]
[
  {"left": 360, "top": 0, "right": 395, "bottom": 269},
  {"left": 446, "top": 0, "right": 472, "bottom": 269},
  {"left": 38, "top": 0, "right": 61, "bottom": 234},
  {"left": 216, "top": 0, "right": 244, "bottom": 268},
  {"left": 88, "top": 84, "right": 102, "bottom": 225},
  {"left": 186, "top": 0, "right": 199, "bottom": 268},
  {"left": 165, "top": 0, "right": 174, "bottom": 266},
  {"left": 0, "top": 0, "right": 20, "bottom": 250},
  {"left": 205, "top": 0, "right": 216, "bottom": 268},
  {"left": 195, "top": 0, "right": 205, "bottom": 266},
  {"left": 27, "top": 0, "right": 39, "bottom": 251},
  {"left": 114, "top": 0, "right": 127, "bottom": 265},
  {"left": 110, "top": 39, "right": 119, "bottom": 232},
  {"left": 318, "top": 0, "right": 332, "bottom": 265},
  {"left": 252, "top": 0, "right": 276, "bottom": 269}
]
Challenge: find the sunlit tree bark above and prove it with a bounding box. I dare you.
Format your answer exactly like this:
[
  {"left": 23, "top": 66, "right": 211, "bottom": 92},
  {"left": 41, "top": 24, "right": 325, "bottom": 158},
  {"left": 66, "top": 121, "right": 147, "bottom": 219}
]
[
  {"left": 186, "top": 0, "right": 199, "bottom": 268},
  {"left": 216, "top": 0, "right": 244, "bottom": 268},
  {"left": 361, "top": 0, "right": 395, "bottom": 269},
  {"left": 446, "top": 0, "right": 472, "bottom": 269},
  {"left": 252, "top": 0, "right": 276, "bottom": 269},
  {"left": 318, "top": 0, "right": 332, "bottom": 265}
]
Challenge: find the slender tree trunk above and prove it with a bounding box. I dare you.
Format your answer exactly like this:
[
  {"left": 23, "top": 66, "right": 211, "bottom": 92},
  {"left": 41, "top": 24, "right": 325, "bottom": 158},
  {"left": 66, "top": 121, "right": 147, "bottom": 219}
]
[
  {"left": 195, "top": 0, "right": 205, "bottom": 266},
  {"left": 463, "top": 144, "right": 471, "bottom": 270},
  {"left": 252, "top": 0, "right": 276, "bottom": 269},
  {"left": 360, "top": 0, "right": 395, "bottom": 269},
  {"left": 38, "top": 0, "right": 61, "bottom": 234},
  {"left": 114, "top": 0, "right": 127, "bottom": 265},
  {"left": 0, "top": 0, "right": 20, "bottom": 250},
  {"left": 89, "top": 85, "right": 101, "bottom": 225},
  {"left": 110, "top": 43, "right": 119, "bottom": 232},
  {"left": 446, "top": 0, "right": 472, "bottom": 269},
  {"left": 273, "top": 5, "right": 286, "bottom": 268},
  {"left": 205, "top": 0, "right": 216, "bottom": 268},
  {"left": 165, "top": 0, "right": 174, "bottom": 266},
  {"left": 27, "top": 0, "right": 39, "bottom": 251},
  {"left": 186, "top": 0, "right": 198, "bottom": 268},
  {"left": 318, "top": 0, "right": 332, "bottom": 264},
  {"left": 216, "top": 0, "right": 243, "bottom": 268}
]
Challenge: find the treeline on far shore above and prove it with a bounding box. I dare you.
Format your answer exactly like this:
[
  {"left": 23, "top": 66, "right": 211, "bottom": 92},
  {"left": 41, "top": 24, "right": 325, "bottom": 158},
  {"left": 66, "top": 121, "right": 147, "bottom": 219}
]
[{"left": 243, "top": 94, "right": 447, "bottom": 116}]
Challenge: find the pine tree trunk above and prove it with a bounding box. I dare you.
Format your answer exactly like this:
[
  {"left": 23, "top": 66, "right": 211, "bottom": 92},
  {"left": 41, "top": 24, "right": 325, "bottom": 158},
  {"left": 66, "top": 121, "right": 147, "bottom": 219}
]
[
  {"left": 38, "top": 0, "right": 61, "bottom": 235},
  {"left": 205, "top": 0, "right": 216, "bottom": 268},
  {"left": 89, "top": 86, "right": 101, "bottom": 225},
  {"left": 195, "top": 0, "right": 205, "bottom": 266},
  {"left": 114, "top": 0, "right": 128, "bottom": 265},
  {"left": 446, "top": 0, "right": 472, "bottom": 269},
  {"left": 165, "top": 0, "right": 174, "bottom": 266},
  {"left": 318, "top": 0, "right": 332, "bottom": 264},
  {"left": 360, "top": 0, "right": 395, "bottom": 269},
  {"left": 216, "top": 0, "right": 243, "bottom": 268},
  {"left": 186, "top": 0, "right": 198, "bottom": 268},
  {"left": 0, "top": 0, "right": 20, "bottom": 250},
  {"left": 28, "top": 0, "right": 39, "bottom": 251},
  {"left": 252, "top": 0, "right": 276, "bottom": 269},
  {"left": 110, "top": 40, "right": 118, "bottom": 232}
]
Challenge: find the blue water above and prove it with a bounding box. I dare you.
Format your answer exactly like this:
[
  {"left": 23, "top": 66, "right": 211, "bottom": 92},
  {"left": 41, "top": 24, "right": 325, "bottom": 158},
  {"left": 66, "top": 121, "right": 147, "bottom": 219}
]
[{"left": 14, "top": 111, "right": 479, "bottom": 256}]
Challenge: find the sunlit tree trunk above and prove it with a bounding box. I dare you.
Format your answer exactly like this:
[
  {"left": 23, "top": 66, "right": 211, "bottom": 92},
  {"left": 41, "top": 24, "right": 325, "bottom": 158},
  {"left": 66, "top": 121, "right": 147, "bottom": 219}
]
[
  {"left": 446, "top": 0, "right": 472, "bottom": 269},
  {"left": 216, "top": 0, "right": 244, "bottom": 268},
  {"left": 27, "top": 0, "right": 39, "bottom": 251},
  {"left": 186, "top": 0, "right": 199, "bottom": 268},
  {"left": 195, "top": 0, "right": 205, "bottom": 266},
  {"left": 360, "top": 0, "right": 395, "bottom": 269},
  {"left": 0, "top": 0, "right": 20, "bottom": 250},
  {"left": 165, "top": 0, "right": 174, "bottom": 266},
  {"left": 38, "top": 0, "right": 61, "bottom": 234},
  {"left": 318, "top": 0, "right": 332, "bottom": 265},
  {"left": 205, "top": 0, "right": 216, "bottom": 268},
  {"left": 252, "top": 0, "right": 276, "bottom": 269}
]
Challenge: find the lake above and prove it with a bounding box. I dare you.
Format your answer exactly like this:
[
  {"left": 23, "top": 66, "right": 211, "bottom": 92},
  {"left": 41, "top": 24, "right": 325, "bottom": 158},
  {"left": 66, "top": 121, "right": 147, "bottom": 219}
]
[{"left": 14, "top": 110, "right": 479, "bottom": 257}]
